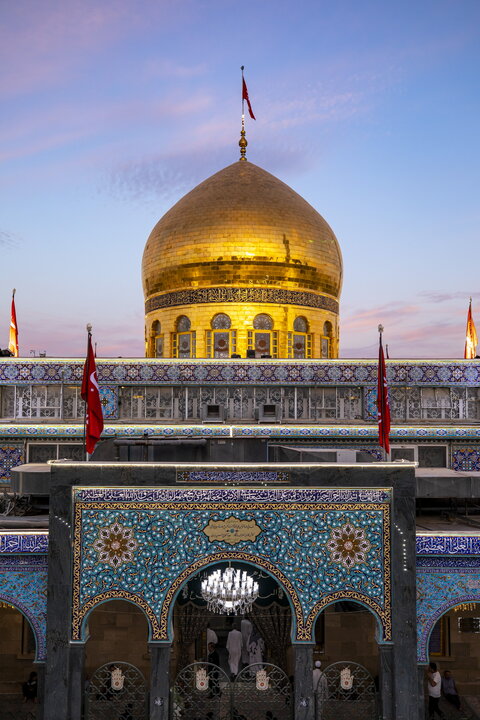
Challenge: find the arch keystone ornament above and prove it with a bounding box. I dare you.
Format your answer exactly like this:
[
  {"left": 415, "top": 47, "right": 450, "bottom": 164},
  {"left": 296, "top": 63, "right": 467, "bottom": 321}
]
[{"left": 203, "top": 515, "right": 262, "bottom": 544}]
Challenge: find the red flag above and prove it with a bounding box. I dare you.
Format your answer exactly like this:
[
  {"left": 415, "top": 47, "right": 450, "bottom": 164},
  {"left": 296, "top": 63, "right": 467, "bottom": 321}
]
[
  {"left": 8, "top": 290, "right": 18, "bottom": 357},
  {"left": 81, "top": 334, "right": 104, "bottom": 455},
  {"left": 377, "top": 333, "right": 391, "bottom": 454},
  {"left": 242, "top": 77, "right": 256, "bottom": 120}
]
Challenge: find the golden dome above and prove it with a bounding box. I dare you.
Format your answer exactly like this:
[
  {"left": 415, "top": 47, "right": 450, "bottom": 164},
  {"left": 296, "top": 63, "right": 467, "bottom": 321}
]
[
  {"left": 142, "top": 160, "right": 342, "bottom": 300},
  {"left": 142, "top": 159, "right": 343, "bottom": 359}
]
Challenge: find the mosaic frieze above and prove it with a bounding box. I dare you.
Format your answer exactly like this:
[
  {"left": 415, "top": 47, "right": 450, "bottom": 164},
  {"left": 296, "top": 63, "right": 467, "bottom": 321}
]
[
  {"left": 0, "top": 555, "right": 48, "bottom": 660},
  {"left": 417, "top": 564, "right": 480, "bottom": 662},
  {"left": 0, "top": 532, "right": 49, "bottom": 553},
  {"left": 3, "top": 424, "right": 480, "bottom": 441},
  {"left": 72, "top": 487, "right": 391, "bottom": 643},
  {"left": 416, "top": 535, "right": 480, "bottom": 555},
  {"left": 1, "top": 358, "right": 479, "bottom": 386},
  {"left": 0, "top": 444, "right": 24, "bottom": 483},
  {"left": 74, "top": 487, "right": 392, "bottom": 504},
  {"left": 176, "top": 470, "right": 290, "bottom": 484},
  {"left": 145, "top": 287, "right": 340, "bottom": 314}
]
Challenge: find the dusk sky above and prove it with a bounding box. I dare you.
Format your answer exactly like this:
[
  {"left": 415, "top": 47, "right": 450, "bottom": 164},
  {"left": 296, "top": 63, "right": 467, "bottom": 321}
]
[{"left": 1, "top": 0, "right": 479, "bottom": 359}]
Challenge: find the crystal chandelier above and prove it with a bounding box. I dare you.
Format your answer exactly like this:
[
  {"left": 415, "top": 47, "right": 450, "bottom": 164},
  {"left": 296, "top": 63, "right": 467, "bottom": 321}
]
[{"left": 201, "top": 567, "right": 259, "bottom": 615}]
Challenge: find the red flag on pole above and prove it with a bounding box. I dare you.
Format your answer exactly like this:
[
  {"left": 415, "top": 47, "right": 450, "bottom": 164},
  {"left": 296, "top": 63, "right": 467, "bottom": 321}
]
[
  {"left": 81, "top": 329, "right": 104, "bottom": 455},
  {"left": 242, "top": 77, "right": 256, "bottom": 120},
  {"left": 464, "top": 298, "right": 478, "bottom": 359},
  {"left": 377, "top": 326, "right": 391, "bottom": 454},
  {"left": 8, "top": 289, "right": 19, "bottom": 357}
]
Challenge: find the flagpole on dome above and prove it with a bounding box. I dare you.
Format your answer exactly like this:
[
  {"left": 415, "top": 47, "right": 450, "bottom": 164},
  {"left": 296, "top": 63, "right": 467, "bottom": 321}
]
[{"left": 239, "top": 66, "right": 255, "bottom": 161}]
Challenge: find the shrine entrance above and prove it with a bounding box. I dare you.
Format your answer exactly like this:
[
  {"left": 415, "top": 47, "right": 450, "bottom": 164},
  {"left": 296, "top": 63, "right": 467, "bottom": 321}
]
[
  {"left": 315, "top": 661, "right": 378, "bottom": 720},
  {"left": 171, "top": 661, "right": 292, "bottom": 720}
]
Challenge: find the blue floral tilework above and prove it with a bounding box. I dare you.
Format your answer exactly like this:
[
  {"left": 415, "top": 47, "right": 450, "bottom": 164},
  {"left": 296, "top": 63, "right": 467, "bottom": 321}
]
[
  {"left": 73, "top": 488, "right": 391, "bottom": 643},
  {"left": 452, "top": 448, "right": 480, "bottom": 471},
  {"left": 0, "top": 445, "right": 24, "bottom": 483},
  {"left": 0, "top": 358, "right": 479, "bottom": 386},
  {"left": 0, "top": 555, "right": 48, "bottom": 660}
]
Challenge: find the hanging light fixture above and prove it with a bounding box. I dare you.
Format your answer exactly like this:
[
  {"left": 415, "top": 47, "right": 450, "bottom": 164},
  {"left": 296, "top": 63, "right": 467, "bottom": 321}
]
[{"left": 201, "top": 566, "right": 259, "bottom": 615}]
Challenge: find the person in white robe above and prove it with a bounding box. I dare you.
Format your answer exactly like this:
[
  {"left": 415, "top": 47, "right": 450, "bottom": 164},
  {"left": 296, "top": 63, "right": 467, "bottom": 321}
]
[
  {"left": 248, "top": 628, "right": 265, "bottom": 668},
  {"left": 226, "top": 627, "right": 243, "bottom": 676},
  {"left": 240, "top": 618, "right": 252, "bottom": 665}
]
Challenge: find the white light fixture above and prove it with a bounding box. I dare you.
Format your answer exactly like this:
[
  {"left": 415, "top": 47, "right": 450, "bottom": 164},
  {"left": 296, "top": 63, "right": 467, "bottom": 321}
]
[{"left": 201, "top": 566, "right": 259, "bottom": 615}]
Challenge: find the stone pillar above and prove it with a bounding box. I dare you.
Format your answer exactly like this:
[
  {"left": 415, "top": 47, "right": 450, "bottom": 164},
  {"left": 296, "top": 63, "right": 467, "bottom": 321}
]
[
  {"left": 149, "top": 642, "right": 172, "bottom": 720},
  {"left": 292, "top": 643, "right": 315, "bottom": 720},
  {"left": 390, "top": 478, "right": 418, "bottom": 720},
  {"left": 378, "top": 644, "right": 393, "bottom": 720},
  {"left": 417, "top": 664, "right": 427, "bottom": 720},
  {"left": 44, "top": 481, "right": 75, "bottom": 720},
  {"left": 68, "top": 642, "right": 85, "bottom": 720},
  {"left": 34, "top": 661, "right": 45, "bottom": 720}
]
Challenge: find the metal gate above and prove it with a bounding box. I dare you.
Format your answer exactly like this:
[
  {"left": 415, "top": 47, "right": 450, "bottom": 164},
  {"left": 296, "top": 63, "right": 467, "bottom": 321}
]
[
  {"left": 171, "top": 662, "right": 231, "bottom": 720},
  {"left": 233, "top": 663, "right": 293, "bottom": 720},
  {"left": 315, "top": 661, "right": 379, "bottom": 720},
  {"left": 85, "top": 661, "right": 148, "bottom": 720},
  {"left": 171, "top": 663, "right": 292, "bottom": 720}
]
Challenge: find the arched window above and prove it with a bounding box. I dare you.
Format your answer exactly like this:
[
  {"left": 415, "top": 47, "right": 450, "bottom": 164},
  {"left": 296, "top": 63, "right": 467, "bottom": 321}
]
[
  {"left": 294, "top": 316, "right": 308, "bottom": 333},
  {"left": 150, "top": 320, "right": 163, "bottom": 358},
  {"left": 211, "top": 313, "right": 231, "bottom": 330},
  {"left": 321, "top": 321, "right": 333, "bottom": 358},
  {"left": 173, "top": 316, "right": 195, "bottom": 358},
  {"left": 206, "top": 314, "right": 235, "bottom": 358},
  {"left": 253, "top": 314, "right": 273, "bottom": 330},
  {"left": 176, "top": 316, "right": 191, "bottom": 332},
  {"left": 248, "top": 314, "right": 277, "bottom": 358},
  {"left": 289, "top": 316, "right": 312, "bottom": 359}
]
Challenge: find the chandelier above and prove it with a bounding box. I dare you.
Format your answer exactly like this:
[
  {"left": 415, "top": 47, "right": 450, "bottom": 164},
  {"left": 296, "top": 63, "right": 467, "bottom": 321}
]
[{"left": 201, "top": 567, "right": 259, "bottom": 615}]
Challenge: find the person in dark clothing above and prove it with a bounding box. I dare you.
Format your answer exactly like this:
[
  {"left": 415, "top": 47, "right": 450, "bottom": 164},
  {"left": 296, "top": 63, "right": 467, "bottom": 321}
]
[
  {"left": 22, "top": 671, "right": 37, "bottom": 703},
  {"left": 208, "top": 642, "right": 221, "bottom": 696},
  {"left": 442, "top": 670, "right": 461, "bottom": 710}
]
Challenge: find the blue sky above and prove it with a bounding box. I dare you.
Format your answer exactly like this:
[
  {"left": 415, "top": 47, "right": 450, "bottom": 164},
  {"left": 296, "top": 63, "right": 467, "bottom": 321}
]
[{"left": 1, "top": 0, "right": 479, "bottom": 358}]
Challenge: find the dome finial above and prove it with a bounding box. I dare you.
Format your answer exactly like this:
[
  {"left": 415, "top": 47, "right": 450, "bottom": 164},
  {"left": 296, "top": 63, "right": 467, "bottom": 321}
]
[{"left": 239, "top": 116, "right": 248, "bottom": 161}]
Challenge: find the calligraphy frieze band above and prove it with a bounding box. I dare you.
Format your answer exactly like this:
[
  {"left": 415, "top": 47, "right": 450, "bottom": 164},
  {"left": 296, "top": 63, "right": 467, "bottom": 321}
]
[{"left": 145, "top": 287, "right": 340, "bottom": 314}]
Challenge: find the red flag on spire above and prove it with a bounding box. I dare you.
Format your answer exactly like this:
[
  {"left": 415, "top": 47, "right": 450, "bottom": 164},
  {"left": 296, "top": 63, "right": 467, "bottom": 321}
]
[
  {"left": 81, "top": 332, "right": 104, "bottom": 455},
  {"left": 8, "top": 290, "right": 18, "bottom": 357},
  {"left": 464, "top": 299, "right": 478, "bottom": 359},
  {"left": 242, "top": 77, "right": 256, "bottom": 120},
  {"left": 377, "top": 330, "right": 391, "bottom": 454}
]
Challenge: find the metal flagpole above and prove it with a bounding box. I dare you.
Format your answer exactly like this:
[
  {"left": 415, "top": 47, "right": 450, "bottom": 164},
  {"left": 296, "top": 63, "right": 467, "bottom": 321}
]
[{"left": 83, "top": 323, "right": 92, "bottom": 462}]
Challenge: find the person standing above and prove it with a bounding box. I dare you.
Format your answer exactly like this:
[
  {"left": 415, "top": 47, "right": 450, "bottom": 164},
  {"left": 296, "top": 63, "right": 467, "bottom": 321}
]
[
  {"left": 226, "top": 626, "right": 243, "bottom": 678},
  {"left": 426, "top": 662, "right": 445, "bottom": 719},
  {"left": 442, "top": 670, "right": 461, "bottom": 710}
]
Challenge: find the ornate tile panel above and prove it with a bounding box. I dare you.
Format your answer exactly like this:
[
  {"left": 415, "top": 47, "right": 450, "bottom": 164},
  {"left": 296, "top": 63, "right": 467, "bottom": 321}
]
[
  {"left": 0, "top": 555, "right": 48, "bottom": 660},
  {"left": 1, "top": 358, "right": 479, "bottom": 386},
  {"left": 452, "top": 447, "right": 480, "bottom": 471},
  {"left": 99, "top": 387, "right": 118, "bottom": 420},
  {"left": 0, "top": 444, "right": 24, "bottom": 483},
  {"left": 72, "top": 486, "right": 391, "bottom": 644}
]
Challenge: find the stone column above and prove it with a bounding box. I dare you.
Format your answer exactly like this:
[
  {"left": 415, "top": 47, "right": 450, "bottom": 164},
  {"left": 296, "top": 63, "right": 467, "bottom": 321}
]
[
  {"left": 378, "top": 643, "right": 394, "bottom": 720},
  {"left": 34, "top": 661, "right": 45, "bottom": 720},
  {"left": 149, "top": 642, "right": 172, "bottom": 720},
  {"left": 292, "top": 643, "right": 315, "bottom": 720},
  {"left": 390, "top": 477, "right": 418, "bottom": 720},
  {"left": 417, "top": 664, "right": 427, "bottom": 720},
  {"left": 68, "top": 642, "right": 85, "bottom": 720},
  {"left": 44, "top": 480, "right": 75, "bottom": 720}
]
